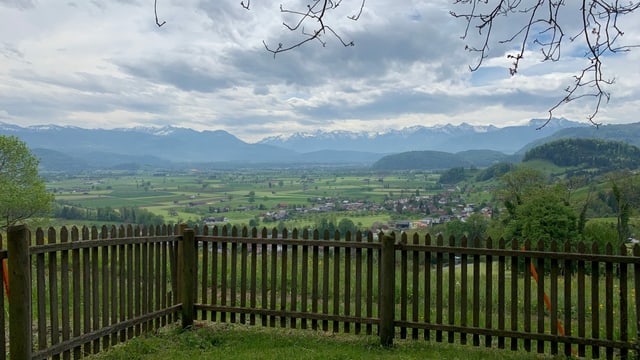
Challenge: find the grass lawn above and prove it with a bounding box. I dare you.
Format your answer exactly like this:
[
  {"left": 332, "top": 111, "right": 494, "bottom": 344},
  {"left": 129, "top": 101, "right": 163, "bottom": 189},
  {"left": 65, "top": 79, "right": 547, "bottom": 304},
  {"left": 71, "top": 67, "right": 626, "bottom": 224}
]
[{"left": 88, "top": 323, "right": 560, "bottom": 360}]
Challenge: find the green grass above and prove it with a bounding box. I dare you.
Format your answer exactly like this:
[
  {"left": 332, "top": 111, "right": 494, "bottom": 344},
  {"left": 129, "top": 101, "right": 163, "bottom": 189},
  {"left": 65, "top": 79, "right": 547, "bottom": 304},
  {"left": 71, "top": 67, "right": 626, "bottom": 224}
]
[{"left": 88, "top": 323, "right": 555, "bottom": 360}]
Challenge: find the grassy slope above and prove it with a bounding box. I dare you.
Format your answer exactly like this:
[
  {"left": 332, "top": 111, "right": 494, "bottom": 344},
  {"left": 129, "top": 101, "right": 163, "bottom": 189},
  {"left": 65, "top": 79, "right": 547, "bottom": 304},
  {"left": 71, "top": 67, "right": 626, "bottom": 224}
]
[{"left": 89, "top": 323, "right": 555, "bottom": 360}]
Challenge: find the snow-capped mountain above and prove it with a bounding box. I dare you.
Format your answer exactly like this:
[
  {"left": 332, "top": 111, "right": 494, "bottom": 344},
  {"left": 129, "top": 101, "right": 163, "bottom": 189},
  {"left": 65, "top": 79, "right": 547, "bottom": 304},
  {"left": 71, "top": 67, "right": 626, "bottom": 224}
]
[{"left": 258, "top": 118, "right": 584, "bottom": 153}]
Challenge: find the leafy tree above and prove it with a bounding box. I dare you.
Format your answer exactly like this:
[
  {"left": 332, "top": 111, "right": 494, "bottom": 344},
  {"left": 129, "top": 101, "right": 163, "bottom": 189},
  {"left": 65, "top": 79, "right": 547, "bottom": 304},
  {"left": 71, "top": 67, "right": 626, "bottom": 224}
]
[
  {"left": 439, "top": 167, "right": 466, "bottom": 184},
  {"left": 608, "top": 171, "right": 639, "bottom": 245},
  {"left": 497, "top": 167, "right": 546, "bottom": 220},
  {"left": 0, "top": 136, "right": 53, "bottom": 231},
  {"left": 444, "top": 214, "right": 489, "bottom": 243},
  {"left": 492, "top": 168, "right": 579, "bottom": 245},
  {"left": 583, "top": 221, "right": 618, "bottom": 252},
  {"left": 504, "top": 186, "right": 578, "bottom": 245},
  {"left": 337, "top": 218, "right": 357, "bottom": 236}
]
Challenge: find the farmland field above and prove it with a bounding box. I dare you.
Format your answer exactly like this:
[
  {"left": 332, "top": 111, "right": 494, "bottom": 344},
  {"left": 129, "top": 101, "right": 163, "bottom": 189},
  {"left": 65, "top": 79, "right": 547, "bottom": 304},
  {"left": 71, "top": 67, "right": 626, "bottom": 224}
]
[{"left": 46, "top": 169, "right": 443, "bottom": 229}]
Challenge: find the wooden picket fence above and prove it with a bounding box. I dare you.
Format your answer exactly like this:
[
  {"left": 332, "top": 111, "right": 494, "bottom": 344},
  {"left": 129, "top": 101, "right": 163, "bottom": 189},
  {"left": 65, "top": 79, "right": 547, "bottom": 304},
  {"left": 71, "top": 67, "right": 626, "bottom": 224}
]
[{"left": 2, "top": 224, "right": 640, "bottom": 359}]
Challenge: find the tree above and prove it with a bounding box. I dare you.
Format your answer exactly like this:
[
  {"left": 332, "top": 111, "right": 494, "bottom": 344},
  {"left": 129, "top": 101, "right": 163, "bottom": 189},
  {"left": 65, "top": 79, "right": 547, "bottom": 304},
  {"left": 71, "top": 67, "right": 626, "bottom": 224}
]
[
  {"left": 154, "top": 1, "right": 638, "bottom": 124},
  {"left": 608, "top": 171, "right": 639, "bottom": 245},
  {"left": 505, "top": 187, "right": 579, "bottom": 245},
  {"left": 493, "top": 168, "right": 579, "bottom": 244},
  {"left": 0, "top": 136, "right": 53, "bottom": 231},
  {"left": 337, "top": 218, "right": 357, "bottom": 236}
]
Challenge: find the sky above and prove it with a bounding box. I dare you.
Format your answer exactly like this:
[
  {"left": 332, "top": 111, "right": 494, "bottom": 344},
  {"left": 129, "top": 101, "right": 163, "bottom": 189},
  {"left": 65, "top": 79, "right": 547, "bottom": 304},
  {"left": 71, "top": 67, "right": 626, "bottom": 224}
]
[{"left": 1, "top": 0, "right": 639, "bottom": 143}]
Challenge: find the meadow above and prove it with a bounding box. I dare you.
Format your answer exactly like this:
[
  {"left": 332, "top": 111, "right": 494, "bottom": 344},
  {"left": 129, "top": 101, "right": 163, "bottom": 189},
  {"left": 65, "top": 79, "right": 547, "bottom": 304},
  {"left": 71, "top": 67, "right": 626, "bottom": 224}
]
[
  {"left": 46, "top": 169, "right": 443, "bottom": 229},
  {"left": 87, "top": 322, "right": 562, "bottom": 360}
]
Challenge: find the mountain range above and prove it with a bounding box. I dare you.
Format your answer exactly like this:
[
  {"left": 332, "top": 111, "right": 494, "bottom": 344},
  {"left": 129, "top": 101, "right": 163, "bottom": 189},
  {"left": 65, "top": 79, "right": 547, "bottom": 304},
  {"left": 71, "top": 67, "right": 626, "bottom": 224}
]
[{"left": 1, "top": 118, "right": 638, "bottom": 171}]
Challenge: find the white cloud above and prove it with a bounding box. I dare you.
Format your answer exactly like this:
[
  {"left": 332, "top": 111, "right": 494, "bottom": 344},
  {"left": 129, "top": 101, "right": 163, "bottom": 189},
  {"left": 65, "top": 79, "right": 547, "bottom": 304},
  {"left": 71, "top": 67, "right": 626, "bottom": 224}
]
[{"left": 0, "top": 0, "right": 638, "bottom": 142}]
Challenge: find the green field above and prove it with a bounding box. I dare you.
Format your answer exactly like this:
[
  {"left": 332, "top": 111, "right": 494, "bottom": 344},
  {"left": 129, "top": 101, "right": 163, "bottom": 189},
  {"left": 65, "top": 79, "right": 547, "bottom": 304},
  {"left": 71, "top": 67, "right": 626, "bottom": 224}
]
[
  {"left": 88, "top": 322, "right": 556, "bottom": 360},
  {"left": 48, "top": 170, "right": 429, "bottom": 228}
]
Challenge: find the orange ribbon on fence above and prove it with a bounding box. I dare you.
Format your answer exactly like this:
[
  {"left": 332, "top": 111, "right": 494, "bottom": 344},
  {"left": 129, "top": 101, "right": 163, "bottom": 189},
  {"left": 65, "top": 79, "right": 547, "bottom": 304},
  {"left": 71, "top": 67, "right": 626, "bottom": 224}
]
[{"left": 522, "top": 245, "right": 576, "bottom": 356}]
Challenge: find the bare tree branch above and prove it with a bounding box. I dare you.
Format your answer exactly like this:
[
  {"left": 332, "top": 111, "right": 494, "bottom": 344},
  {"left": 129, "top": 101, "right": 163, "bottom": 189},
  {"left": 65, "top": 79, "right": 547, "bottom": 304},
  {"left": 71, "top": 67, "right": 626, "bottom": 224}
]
[
  {"left": 151, "top": 1, "right": 638, "bottom": 126},
  {"left": 451, "top": 0, "right": 640, "bottom": 127},
  {"left": 154, "top": 0, "right": 166, "bottom": 27},
  {"left": 262, "top": 0, "right": 359, "bottom": 57}
]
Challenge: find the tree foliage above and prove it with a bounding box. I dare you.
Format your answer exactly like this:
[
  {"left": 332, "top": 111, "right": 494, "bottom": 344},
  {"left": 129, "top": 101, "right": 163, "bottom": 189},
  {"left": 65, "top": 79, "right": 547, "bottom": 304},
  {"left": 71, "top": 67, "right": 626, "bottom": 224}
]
[
  {"left": 0, "top": 135, "right": 53, "bottom": 230},
  {"left": 523, "top": 138, "right": 640, "bottom": 171},
  {"left": 495, "top": 168, "right": 578, "bottom": 245},
  {"left": 438, "top": 167, "right": 466, "bottom": 184}
]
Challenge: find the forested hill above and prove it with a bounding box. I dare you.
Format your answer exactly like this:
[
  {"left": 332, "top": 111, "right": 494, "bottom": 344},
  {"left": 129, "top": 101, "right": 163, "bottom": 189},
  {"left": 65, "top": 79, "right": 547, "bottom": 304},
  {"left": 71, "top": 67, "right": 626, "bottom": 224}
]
[
  {"left": 371, "top": 151, "right": 471, "bottom": 170},
  {"left": 523, "top": 138, "right": 640, "bottom": 170}
]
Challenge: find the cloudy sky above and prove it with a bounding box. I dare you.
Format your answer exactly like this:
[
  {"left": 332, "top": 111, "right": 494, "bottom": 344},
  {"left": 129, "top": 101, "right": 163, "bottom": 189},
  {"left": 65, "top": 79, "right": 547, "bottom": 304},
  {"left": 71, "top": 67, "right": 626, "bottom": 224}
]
[{"left": 1, "top": 0, "right": 639, "bottom": 142}]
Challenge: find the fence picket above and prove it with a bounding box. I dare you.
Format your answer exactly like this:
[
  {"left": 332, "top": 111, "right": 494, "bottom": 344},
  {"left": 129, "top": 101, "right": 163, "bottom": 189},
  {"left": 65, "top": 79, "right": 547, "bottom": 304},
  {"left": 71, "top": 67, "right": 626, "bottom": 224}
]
[
  {"left": 0, "top": 234, "right": 4, "bottom": 360},
  {"left": 634, "top": 245, "right": 640, "bottom": 359},
  {"left": 282, "top": 228, "right": 289, "bottom": 329},
  {"left": 533, "top": 240, "right": 543, "bottom": 353},
  {"left": 550, "top": 240, "right": 559, "bottom": 356},
  {"left": 241, "top": 227, "right": 249, "bottom": 325},
  {"left": 591, "top": 241, "right": 600, "bottom": 359},
  {"left": 485, "top": 237, "right": 494, "bottom": 348},
  {"left": 577, "top": 242, "right": 586, "bottom": 357},
  {"left": 447, "top": 235, "right": 455, "bottom": 344},
  {"left": 81, "top": 226, "right": 91, "bottom": 356},
  {"left": 619, "top": 243, "right": 629, "bottom": 360},
  {"left": 90, "top": 226, "right": 99, "bottom": 354},
  {"left": 134, "top": 226, "right": 142, "bottom": 337},
  {"left": 291, "top": 228, "right": 299, "bottom": 329},
  {"left": 510, "top": 238, "right": 518, "bottom": 352},
  {"left": 250, "top": 227, "right": 258, "bottom": 326},
  {"left": 260, "top": 227, "right": 268, "bottom": 327},
  {"left": 366, "top": 231, "right": 374, "bottom": 336},
  {"left": 354, "top": 230, "right": 362, "bottom": 335},
  {"left": 435, "top": 234, "right": 443, "bottom": 343},
  {"left": 221, "top": 227, "right": 228, "bottom": 323},
  {"left": 118, "top": 225, "right": 127, "bottom": 341},
  {"left": 60, "top": 227, "right": 71, "bottom": 360},
  {"left": 400, "top": 232, "right": 408, "bottom": 340},
  {"left": 423, "top": 233, "right": 431, "bottom": 341},
  {"left": 322, "top": 230, "right": 330, "bottom": 332},
  {"left": 270, "top": 228, "right": 278, "bottom": 328},
  {"left": 332, "top": 230, "right": 340, "bottom": 333},
  {"left": 230, "top": 227, "right": 238, "bottom": 324},
  {"left": 563, "top": 241, "right": 572, "bottom": 357},
  {"left": 36, "top": 228, "right": 47, "bottom": 352},
  {"left": 497, "top": 238, "right": 505, "bottom": 350},
  {"left": 47, "top": 227, "right": 60, "bottom": 360},
  {"left": 606, "top": 242, "right": 614, "bottom": 359},
  {"left": 411, "top": 233, "right": 419, "bottom": 340},
  {"left": 301, "top": 229, "right": 309, "bottom": 330},
  {"left": 100, "top": 226, "right": 109, "bottom": 352},
  {"left": 126, "top": 225, "right": 134, "bottom": 339},
  {"left": 109, "top": 226, "right": 118, "bottom": 347},
  {"left": 460, "top": 236, "right": 468, "bottom": 345},
  {"left": 472, "top": 236, "right": 481, "bottom": 347},
  {"left": 211, "top": 225, "right": 219, "bottom": 322},
  {"left": 344, "top": 230, "right": 352, "bottom": 334},
  {"left": 312, "top": 230, "right": 319, "bottom": 331}
]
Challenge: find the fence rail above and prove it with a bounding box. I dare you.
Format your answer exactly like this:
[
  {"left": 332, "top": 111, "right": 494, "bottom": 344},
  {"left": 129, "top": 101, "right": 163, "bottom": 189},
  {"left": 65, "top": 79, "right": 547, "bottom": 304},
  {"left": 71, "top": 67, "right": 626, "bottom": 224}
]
[{"left": 2, "top": 224, "right": 639, "bottom": 359}]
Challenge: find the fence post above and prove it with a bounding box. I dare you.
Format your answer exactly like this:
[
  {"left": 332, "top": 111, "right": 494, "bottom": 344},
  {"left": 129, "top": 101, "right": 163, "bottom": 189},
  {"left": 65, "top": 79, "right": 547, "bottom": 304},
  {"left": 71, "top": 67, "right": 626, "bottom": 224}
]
[
  {"left": 8, "top": 225, "right": 32, "bottom": 360},
  {"left": 379, "top": 233, "right": 396, "bottom": 347},
  {"left": 181, "top": 227, "right": 196, "bottom": 329}
]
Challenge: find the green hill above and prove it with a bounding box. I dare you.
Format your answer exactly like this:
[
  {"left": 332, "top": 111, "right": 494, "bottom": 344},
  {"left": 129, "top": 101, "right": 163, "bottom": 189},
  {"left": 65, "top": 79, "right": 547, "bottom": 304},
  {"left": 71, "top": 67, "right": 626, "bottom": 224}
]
[
  {"left": 371, "top": 151, "right": 471, "bottom": 170},
  {"left": 523, "top": 138, "right": 640, "bottom": 171},
  {"left": 454, "top": 149, "right": 513, "bottom": 167},
  {"left": 518, "top": 122, "right": 640, "bottom": 154}
]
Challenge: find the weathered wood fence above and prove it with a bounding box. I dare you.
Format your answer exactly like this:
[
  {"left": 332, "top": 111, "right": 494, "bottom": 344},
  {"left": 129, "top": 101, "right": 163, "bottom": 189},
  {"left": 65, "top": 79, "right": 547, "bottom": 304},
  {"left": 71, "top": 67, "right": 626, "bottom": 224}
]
[{"left": 2, "top": 224, "right": 640, "bottom": 359}]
